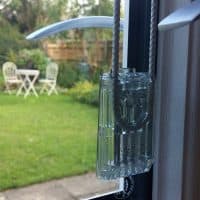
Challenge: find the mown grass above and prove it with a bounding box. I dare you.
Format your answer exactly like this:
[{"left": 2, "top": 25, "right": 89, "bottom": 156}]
[{"left": 0, "top": 94, "right": 98, "bottom": 191}]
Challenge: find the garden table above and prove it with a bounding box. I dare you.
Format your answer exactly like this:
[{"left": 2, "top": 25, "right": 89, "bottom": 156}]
[{"left": 16, "top": 69, "right": 40, "bottom": 98}]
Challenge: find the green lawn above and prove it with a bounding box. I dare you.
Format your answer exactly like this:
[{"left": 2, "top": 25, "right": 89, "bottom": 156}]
[{"left": 0, "top": 94, "right": 98, "bottom": 191}]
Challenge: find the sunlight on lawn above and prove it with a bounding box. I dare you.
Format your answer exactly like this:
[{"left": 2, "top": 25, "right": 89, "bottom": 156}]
[{"left": 0, "top": 94, "right": 98, "bottom": 191}]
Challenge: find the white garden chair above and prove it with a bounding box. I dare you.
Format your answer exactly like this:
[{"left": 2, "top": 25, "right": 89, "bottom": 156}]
[
  {"left": 2, "top": 62, "right": 23, "bottom": 95},
  {"left": 39, "top": 62, "right": 58, "bottom": 95}
]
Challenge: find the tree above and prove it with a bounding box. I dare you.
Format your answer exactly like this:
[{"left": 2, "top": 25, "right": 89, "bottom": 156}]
[
  {"left": 0, "top": 16, "right": 32, "bottom": 65},
  {"left": 83, "top": 1, "right": 114, "bottom": 66},
  {"left": 0, "top": 0, "right": 68, "bottom": 33},
  {"left": 0, "top": 0, "right": 12, "bottom": 10},
  {"left": 57, "top": 0, "right": 117, "bottom": 67},
  {"left": 0, "top": 0, "right": 39, "bottom": 33}
]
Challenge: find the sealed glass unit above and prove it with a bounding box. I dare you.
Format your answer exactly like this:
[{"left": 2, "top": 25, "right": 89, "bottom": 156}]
[{"left": 97, "top": 68, "right": 153, "bottom": 180}]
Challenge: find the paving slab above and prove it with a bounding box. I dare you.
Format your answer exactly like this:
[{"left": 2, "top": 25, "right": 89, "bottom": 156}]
[{"left": 0, "top": 173, "right": 118, "bottom": 200}]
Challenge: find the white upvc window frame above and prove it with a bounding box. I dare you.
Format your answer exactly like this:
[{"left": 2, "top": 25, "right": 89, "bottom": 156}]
[{"left": 153, "top": 1, "right": 200, "bottom": 200}]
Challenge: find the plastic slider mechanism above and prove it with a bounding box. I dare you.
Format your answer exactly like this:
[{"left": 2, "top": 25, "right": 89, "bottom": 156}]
[{"left": 158, "top": 0, "right": 200, "bottom": 31}]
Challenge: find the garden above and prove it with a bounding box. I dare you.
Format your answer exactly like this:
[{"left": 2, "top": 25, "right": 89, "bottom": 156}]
[
  {"left": 0, "top": 0, "right": 118, "bottom": 191},
  {"left": 0, "top": 45, "right": 105, "bottom": 190},
  {"left": 0, "top": 57, "right": 101, "bottom": 191}
]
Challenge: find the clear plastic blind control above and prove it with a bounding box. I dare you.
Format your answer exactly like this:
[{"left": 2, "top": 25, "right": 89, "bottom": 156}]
[{"left": 97, "top": 69, "right": 153, "bottom": 180}]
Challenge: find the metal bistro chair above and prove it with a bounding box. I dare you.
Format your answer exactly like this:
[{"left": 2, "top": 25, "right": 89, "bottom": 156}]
[
  {"left": 2, "top": 62, "right": 23, "bottom": 95},
  {"left": 39, "top": 62, "right": 58, "bottom": 96}
]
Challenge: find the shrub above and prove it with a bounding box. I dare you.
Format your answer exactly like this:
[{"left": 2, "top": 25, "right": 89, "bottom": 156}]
[
  {"left": 68, "top": 81, "right": 99, "bottom": 106},
  {"left": 7, "top": 49, "right": 49, "bottom": 77},
  {"left": 0, "top": 72, "right": 4, "bottom": 91},
  {"left": 77, "top": 61, "right": 90, "bottom": 81},
  {"left": 90, "top": 64, "right": 110, "bottom": 83},
  {"left": 57, "top": 62, "right": 80, "bottom": 88}
]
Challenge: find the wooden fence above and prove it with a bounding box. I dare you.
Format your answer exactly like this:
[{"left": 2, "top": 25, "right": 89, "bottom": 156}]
[{"left": 43, "top": 40, "right": 122, "bottom": 67}]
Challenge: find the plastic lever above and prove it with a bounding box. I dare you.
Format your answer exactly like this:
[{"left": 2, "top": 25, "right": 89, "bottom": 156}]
[
  {"left": 158, "top": 0, "right": 200, "bottom": 31},
  {"left": 26, "top": 16, "right": 124, "bottom": 40}
]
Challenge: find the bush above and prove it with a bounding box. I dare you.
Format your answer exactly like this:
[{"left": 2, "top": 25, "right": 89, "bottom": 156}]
[
  {"left": 90, "top": 64, "right": 110, "bottom": 83},
  {"left": 0, "top": 72, "right": 4, "bottom": 91},
  {"left": 57, "top": 62, "right": 80, "bottom": 88},
  {"left": 68, "top": 81, "right": 99, "bottom": 106},
  {"left": 77, "top": 61, "right": 90, "bottom": 81},
  {"left": 57, "top": 62, "right": 109, "bottom": 88},
  {"left": 7, "top": 49, "right": 49, "bottom": 77}
]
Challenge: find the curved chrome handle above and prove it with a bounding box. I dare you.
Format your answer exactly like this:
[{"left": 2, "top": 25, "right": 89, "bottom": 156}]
[
  {"left": 26, "top": 16, "right": 124, "bottom": 40},
  {"left": 158, "top": 0, "right": 200, "bottom": 31}
]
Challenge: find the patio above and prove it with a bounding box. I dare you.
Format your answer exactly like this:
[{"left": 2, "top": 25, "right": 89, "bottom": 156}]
[
  {"left": 0, "top": 173, "right": 118, "bottom": 200},
  {"left": 2, "top": 61, "right": 58, "bottom": 98}
]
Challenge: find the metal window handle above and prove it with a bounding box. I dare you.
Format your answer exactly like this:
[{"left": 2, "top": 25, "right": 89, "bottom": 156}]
[
  {"left": 26, "top": 16, "right": 124, "bottom": 40},
  {"left": 158, "top": 0, "right": 200, "bottom": 31}
]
